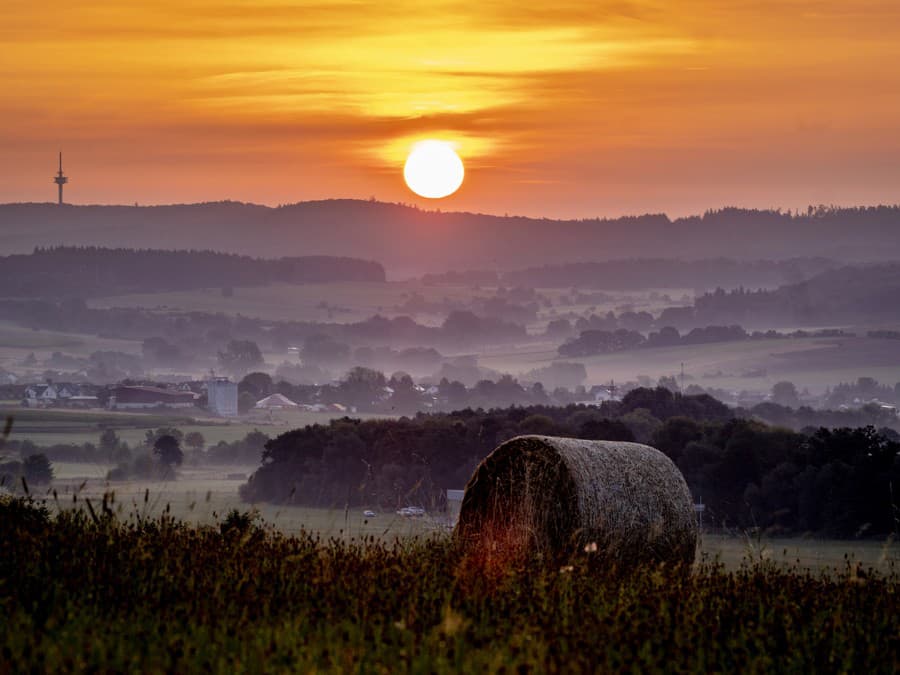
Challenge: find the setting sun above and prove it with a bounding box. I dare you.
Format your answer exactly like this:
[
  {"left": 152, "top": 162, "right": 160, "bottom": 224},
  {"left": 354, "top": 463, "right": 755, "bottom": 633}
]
[{"left": 403, "top": 140, "right": 464, "bottom": 199}]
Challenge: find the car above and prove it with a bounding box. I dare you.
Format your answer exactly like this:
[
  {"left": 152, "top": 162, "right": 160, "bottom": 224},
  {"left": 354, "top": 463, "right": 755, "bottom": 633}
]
[
  {"left": 396, "top": 506, "right": 426, "bottom": 517},
  {"left": 363, "top": 510, "right": 376, "bottom": 518}
]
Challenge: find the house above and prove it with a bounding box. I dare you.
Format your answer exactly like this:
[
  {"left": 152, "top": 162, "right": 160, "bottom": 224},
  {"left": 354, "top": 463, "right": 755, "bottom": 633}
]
[
  {"left": 206, "top": 377, "right": 238, "bottom": 417},
  {"left": 108, "top": 385, "right": 198, "bottom": 410},
  {"left": 24, "top": 382, "right": 82, "bottom": 407}
]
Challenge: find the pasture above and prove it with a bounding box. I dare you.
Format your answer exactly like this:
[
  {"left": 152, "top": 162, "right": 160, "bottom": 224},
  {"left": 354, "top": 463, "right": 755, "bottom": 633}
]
[
  {"left": 0, "top": 320, "right": 141, "bottom": 374},
  {"left": 34, "top": 463, "right": 900, "bottom": 572},
  {"left": 481, "top": 335, "right": 900, "bottom": 395},
  {"left": 0, "top": 406, "right": 393, "bottom": 448},
  {"left": 89, "top": 281, "right": 688, "bottom": 331},
  {"left": 90, "top": 281, "right": 484, "bottom": 326},
  {"left": 45, "top": 465, "right": 442, "bottom": 540}
]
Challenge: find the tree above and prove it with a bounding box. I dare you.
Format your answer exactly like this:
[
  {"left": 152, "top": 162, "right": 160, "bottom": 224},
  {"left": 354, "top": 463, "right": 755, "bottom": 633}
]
[
  {"left": 153, "top": 434, "right": 183, "bottom": 471},
  {"left": 771, "top": 381, "right": 801, "bottom": 408},
  {"left": 23, "top": 453, "right": 53, "bottom": 484},
  {"left": 145, "top": 427, "right": 184, "bottom": 448},
  {"left": 620, "top": 408, "right": 662, "bottom": 444},
  {"left": 652, "top": 417, "right": 703, "bottom": 462},
  {"left": 301, "top": 334, "right": 350, "bottom": 367},
  {"left": 218, "top": 340, "right": 264, "bottom": 377},
  {"left": 99, "top": 428, "right": 120, "bottom": 457},
  {"left": 657, "top": 375, "right": 679, "bottom": 393},
  {"left": 577, "top": 418, "right": 635, "bottom": 442},
  {"left": 339, "top": 367, "right": 387, "bottom": 410},
  {"left": 238, "top": 391, "right": 257, "bottom": 414},
  {"left": 239, "top": 372, "right": 273, "bottom": 400},
  {"left": 185, "top": 432, "right": 205, "bottom": 453},
  {"left": 388, "top": 372, "right": 420, "bottom": 413}
]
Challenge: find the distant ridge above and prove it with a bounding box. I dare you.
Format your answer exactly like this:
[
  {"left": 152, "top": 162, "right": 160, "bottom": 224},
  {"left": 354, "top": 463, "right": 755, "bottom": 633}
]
[{"left": 1, "top": 200, "right": 899, "bottom": 276}]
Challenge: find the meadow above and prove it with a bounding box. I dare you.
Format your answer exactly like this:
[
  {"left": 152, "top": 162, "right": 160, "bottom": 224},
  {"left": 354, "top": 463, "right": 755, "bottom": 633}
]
[
  {"left": 89, "top": 281, "right": 485, "bottom": 325},
  {"left": 2, "top": 494, "right": 898, "bottom": 673},
  {"left": 35, "top": 463, "right": 900, "bottom": 573},
  {"left": 0, "top": 406, "right": 392, "bottom": 448},
  {"left": 480, "top": 335, "right": 900, "bottom": 395},
  {"left": 0, "top": 320, "right": 141, "bottom": 374},
  {"left": 89, "top": 280, "right": 689, "bottom": 336}
]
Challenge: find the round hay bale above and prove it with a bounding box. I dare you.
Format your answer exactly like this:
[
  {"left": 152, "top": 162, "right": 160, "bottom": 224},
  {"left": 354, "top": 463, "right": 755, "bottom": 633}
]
[{"left": 455, "top": 435, "right": 697, "bottom": 568}]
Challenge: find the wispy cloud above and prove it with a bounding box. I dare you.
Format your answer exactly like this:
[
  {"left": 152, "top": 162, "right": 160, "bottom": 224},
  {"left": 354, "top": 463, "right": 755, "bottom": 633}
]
[{"left": 2, "top": 1, "right": 900, "bottom": 215}]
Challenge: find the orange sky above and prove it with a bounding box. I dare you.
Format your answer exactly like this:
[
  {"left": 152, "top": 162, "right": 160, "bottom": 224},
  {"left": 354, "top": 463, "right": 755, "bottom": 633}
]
[{"left": 3, "top": 1, "right": 900, "bottom": 217}]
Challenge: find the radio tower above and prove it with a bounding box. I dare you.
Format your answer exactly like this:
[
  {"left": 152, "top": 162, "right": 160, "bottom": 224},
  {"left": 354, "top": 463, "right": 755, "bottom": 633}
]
[{"left": 53, "top": 152, "right": 68, "bottom": 205}]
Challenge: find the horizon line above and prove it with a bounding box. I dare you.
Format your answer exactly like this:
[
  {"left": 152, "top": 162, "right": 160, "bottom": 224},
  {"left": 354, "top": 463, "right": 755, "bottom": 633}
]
[{"left": 2, "top": 197, "right": 900, "bottom": 224}]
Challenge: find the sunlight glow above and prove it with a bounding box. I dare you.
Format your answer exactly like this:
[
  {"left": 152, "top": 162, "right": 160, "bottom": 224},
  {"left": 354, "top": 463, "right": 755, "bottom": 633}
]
[{"left": 403, "top": 141, "right": 464, "bottom": 199}]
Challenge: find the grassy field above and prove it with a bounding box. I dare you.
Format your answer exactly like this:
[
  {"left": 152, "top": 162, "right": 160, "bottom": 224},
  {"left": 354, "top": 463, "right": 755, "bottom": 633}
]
[
  {"left": 2, "top": 496, "right": 898, "bottom": 672},
  {"left": 90, "top": 281, "right": 483, "bottom": 325},
  {"left": 45, "top": 465, "right": 443, "bottom": 540},
  {"left": 90, "top": 281, "right": 690, "bottom": 330},
  {"left": 0, "top": 320, "right": 141, "bottom": 368},
  {"left": 481, "top": 335, "right": 900, "bottom": 395},
  {"left": 31, "top": 463, "right": 900, "bottom": 572},
  {"left": 0, "top": 406, "right": 393, "bottom": 448}
]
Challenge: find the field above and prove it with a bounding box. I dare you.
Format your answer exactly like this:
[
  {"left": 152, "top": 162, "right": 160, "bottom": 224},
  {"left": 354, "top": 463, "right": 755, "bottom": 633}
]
[
  {"left": 90, "top": 281, "right": 486, "bottom": 326},
  {"left": 29, "top": 463, "right": 900, "bottom": 573},
  {"left": 89, "top": 281, "right": 690, "bottom": 327},
  {"left": 5, "top": 279, "right": 900, "bottom": 397},
  {"left": 2, "top": 495, "right": 898, "bottom": 672},
  {"left": 89, "top": 278, "right": 900, "bottom": 394},
  {"left": 481, "top": 335, "right": 900, "bottom": 395},
  {"left": 45, "top": 465, "right": 445, "bottom": 540},
  {"left": 0, "top": 406, "right": 392, "bottom": 448},
  {"left": 0, "top": 320, "right": 141, "bottom": 375}
]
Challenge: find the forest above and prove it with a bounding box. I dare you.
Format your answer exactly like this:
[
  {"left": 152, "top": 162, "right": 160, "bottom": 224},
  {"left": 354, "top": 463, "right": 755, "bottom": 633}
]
[
  {"left": 0, "top": 246, "right": 385, "bottom": 297},
  {"left": 501, "top": 257, "right": 837, "bottom": 291},
  {"left": 5, "top": 202, "right": 900, "bottom": 271},
  {"left": 241, "top": 387, "right": 900, "bottom": 537},
  {"left": 690, "top": 264, "right": 900, "bottom": 326}
]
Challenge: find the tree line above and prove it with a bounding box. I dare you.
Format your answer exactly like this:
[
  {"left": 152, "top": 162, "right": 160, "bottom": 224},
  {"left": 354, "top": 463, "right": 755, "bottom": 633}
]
[
  {"left": 242, "top": 387, "right": 900, "bottom": 537},
  {"left": 0, "top": 246, "right": 385, "bottom": 297}
]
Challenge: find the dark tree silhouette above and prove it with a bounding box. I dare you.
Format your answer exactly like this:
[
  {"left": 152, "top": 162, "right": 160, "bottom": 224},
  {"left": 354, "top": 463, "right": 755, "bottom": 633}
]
[
  {"left": 23, "top": 454, "right": 53, "bottom": 485},
  {"left": 153, "top": 435, "right": 183, "bottom": 471}
]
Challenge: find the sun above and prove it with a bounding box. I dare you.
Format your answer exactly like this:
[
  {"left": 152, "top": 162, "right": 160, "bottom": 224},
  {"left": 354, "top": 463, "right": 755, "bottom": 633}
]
[{"left": 403, "top": 140, "right": 464, "bottom": 199}]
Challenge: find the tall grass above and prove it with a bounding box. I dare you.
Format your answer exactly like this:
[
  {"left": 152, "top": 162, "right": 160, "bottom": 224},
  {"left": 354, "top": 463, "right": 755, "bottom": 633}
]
[{"left": 1, "top": 495, "right": 898, "bottom": 673}]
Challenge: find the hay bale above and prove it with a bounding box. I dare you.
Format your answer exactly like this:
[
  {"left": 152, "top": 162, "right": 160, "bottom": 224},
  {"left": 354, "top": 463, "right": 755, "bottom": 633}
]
[{"left": 455, "top": 435, "right": 697, "bottom": 567}]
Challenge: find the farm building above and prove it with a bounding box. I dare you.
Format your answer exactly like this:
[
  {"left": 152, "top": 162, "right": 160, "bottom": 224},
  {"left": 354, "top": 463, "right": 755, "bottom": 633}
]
[
  {"left": 255, "top": 393, "right": 299, "bottom": 410},
  {"left": 108, "top": 385, "right": 197, "bottom": 410},
  {"left": 206, "top": 377, "right": 238, "bottom": 417}
]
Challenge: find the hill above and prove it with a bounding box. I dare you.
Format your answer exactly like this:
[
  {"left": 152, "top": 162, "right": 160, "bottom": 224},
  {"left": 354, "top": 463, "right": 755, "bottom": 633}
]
[
  {"left": 1, "top": 201, "right": 899, "bottom": 276},
  {"left": 0, "top": 246, "right": 385, "bottom": 297},
  {"left": 693, "top": 263, "right": 900, "bottom": 326}
]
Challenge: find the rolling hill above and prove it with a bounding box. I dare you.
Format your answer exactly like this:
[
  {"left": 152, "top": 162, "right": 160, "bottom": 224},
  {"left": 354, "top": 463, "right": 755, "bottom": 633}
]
[{"left": 1, "top": 201, "right": 899, "bottom": 277}]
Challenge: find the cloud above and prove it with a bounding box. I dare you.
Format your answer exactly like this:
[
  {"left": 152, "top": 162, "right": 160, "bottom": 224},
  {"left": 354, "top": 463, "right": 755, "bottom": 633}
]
[{"left": 3, "top": 1, "right": 900, "bottom": 214}]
